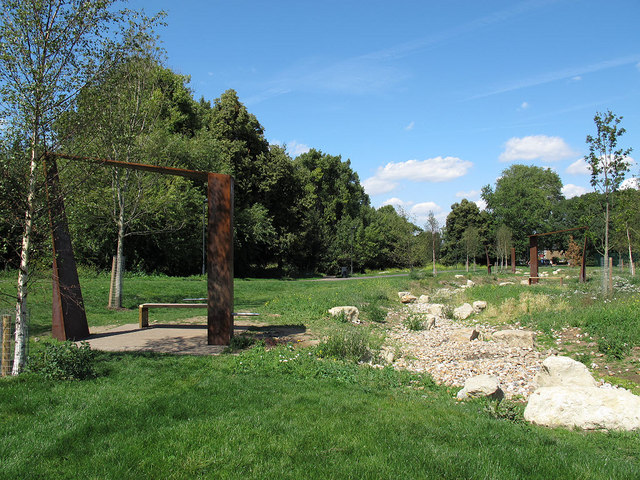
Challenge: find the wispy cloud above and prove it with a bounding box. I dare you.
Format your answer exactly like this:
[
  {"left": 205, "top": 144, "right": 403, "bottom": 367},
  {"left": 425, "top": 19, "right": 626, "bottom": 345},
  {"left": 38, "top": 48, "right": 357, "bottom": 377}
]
[
  {"left": 456, "top": 189, "right": 481, "bottom": 199},
  {"left": 499, "top": 135, "right": 577, "bottom": 162},
  {"left": 566, "top": 158, "right": 590, "bottom": 175},
  {"left": 246, "top": 0, "right": 559, "bottom": 104},
  {"left": 363, "top": 156, "right": 472, "bottom": 196},
  {"left": 470, "top": 53, "right": 640, "bottom": 100},
  {"left": 405, "top": 121, "right": 415, "bottom": 131}
]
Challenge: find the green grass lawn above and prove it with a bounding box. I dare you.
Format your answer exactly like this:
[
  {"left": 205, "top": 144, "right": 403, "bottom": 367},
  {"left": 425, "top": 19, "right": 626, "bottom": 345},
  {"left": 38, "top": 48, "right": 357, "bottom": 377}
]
[
  {"left": 2, "top": 268, "right": 640, "bottom": 479},
  {"left": 2, "top": 348, "right": 639, "bottom": 479}
]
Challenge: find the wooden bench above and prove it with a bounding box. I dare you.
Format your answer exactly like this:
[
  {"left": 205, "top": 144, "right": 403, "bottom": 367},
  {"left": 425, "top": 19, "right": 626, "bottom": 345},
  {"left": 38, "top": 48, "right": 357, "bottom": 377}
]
[
  {"left": 528, "top": 276, "right": 563, "bottom": 286},
  {"left": 138, "top": 303, "right": 257, "bottom": 328}
]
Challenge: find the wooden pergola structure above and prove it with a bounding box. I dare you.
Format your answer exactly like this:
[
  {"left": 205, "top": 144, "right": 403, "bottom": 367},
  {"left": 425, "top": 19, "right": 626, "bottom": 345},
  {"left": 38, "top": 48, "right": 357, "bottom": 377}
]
[
  {"left": 44, "top": 153, "right": 234, "bottom": 345},
  {"left": 528, "top": 226, "right": 588, "bottom": 284}
]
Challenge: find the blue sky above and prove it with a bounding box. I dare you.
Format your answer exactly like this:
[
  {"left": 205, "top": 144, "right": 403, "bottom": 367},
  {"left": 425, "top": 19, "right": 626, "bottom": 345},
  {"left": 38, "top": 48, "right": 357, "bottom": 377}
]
[{"left": 131, "top": 0, "right": 639, "bottom": 225}]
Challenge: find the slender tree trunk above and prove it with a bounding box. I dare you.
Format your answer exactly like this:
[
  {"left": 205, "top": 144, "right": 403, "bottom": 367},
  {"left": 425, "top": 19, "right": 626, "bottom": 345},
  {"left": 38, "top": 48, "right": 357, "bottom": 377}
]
[
  {"left": 627, "top": 224, "right": 635, "bottom": 276},
  {"left": 113, "top": 168, "right": 126, "bottom": 309},
  {"left": 12, "top": 143, "right": 39, "bottom": 375},
  {"left": 604, "top": 200, "right": 610, "bottom": 294},
  {"left": 431, "top": 235, "right": 436, "bottom": 276},
  {"left": 466, "top": 255, "right": 469, "bottom": 272}
]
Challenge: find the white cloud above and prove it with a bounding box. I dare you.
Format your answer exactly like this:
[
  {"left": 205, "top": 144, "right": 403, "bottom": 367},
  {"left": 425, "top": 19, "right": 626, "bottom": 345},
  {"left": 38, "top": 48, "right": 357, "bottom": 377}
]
[
  {"left": 571, "top": 76, "right": 582, "bottom": 81},
  {"left": 562, "top": 184, "right": 588, "bottom": 199},
  {"left": 455, "top": 189, "right": 480, "bottom": 199},
  {"left": 286, "top": 140, "right": 310, "bottom": 157},
  {"left": 520, "top": 101, "right": 529, "bottom": 109},
  {"left": 405, "top": 121, "right": 415, "bottom": 131},
  {"left": 567, "top": 155, "right": 635, "bottom": 175},
  {"left": 363, "top": 176, "right": 397, "bottom": 196},
  {"left": 566, "top": 158, "right": 590, "bottom": 175},
  {"left": 621, "top": 177, "right": 639, "bottom": 190},
  {"left": 410, "top": 202, "right": 445, "bottom": 225},
  {"left": 499, "top": 135, "right": 576, "bottom": 163},
  {"left": 363, "top": 156, "right": 472, "bottom": 197},
  {"left": 475, "top": 199, "right": 487, "bottom": 211},
  {"left": 382, "top": 197, "right": 413, "bottom": 208}
]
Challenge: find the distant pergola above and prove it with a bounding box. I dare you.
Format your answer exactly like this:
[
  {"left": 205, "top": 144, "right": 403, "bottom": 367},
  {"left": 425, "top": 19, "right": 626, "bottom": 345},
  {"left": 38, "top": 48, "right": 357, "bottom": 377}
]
[
  {"left": 528, "top": 226, "right": 588, "bottom": 284},
  {"left": 44, "top": 152, "right": 234, "bottom": 345}
]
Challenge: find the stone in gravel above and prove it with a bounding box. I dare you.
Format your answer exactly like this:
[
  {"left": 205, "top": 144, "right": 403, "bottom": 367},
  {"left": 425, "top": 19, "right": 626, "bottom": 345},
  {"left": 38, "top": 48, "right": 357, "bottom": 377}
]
[
  {"left": 472, "top": 300, "right": 487, "bottom": 312},
  {"left": 520, "top": 280, "right": 530, "bottom": 286},
  {"left": 417, "top": 295, "right": 430, "bottom": 304},
  {"left": 453, "top": 303, "right": 474, "bottom": 320},
  {"left": 534, "top": 355, "right": 597, "bottom": 388},
  {"left": 380, "top": 347, "right": 395, "bottom": 364},
  {"left": 425, "top": 315, "right": 436, "bottom": 330},
  {"left": 328, "top": 306, "right": 360, "bottom": 323},
  {"left": 457, "top": 374, "right": 504, "bottom": 401},
  {"left": 426, "top": 304, "right": 445, "bottom": 316},
  {"left": 449, "top": 328, "right": 480, "bottom": 342},
  {"left": 398, "top": 291, "right": 411, "bottom": 298},
  {"left": 524, "top": 386, "right": 640, "bottom": 431},
  {"left": 499, "top": 282, "right": 515, "bottom": 286},
  {"left": 493, "top": 330, "right": 536, "bottom": 349},
  {"left": 401, "top": 294, "right": 417, "bottom": 304}
]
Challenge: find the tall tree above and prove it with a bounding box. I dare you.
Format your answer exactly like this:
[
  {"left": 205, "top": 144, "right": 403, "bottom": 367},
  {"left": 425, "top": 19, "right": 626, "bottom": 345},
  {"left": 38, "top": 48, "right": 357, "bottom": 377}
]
[
  {"left": 442, "top": 199, "right": 483, "bottom": 265},
  {"left": 0, "top": 0, "right": 160, "bottom": 373},
  {"left": 495, "top": 224, "right": 512, "bottom": 270},
  {"left": 426, "top": 211, "right": 440, "bottom": 275},
  {"left": 482, "top": 165, "right": 563, "bottom": 257},
  {"left": 463, "top": 226, "right": 481, "bottom": 272},
  {"left": 585, "top": 110, "right": 633, "bottom": 293}
]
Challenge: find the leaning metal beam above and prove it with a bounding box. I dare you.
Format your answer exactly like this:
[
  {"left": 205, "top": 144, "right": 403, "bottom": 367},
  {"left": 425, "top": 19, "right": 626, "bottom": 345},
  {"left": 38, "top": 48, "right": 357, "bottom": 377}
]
[{"left": 44, "top": 156, "right": 90, "bottom": 340}]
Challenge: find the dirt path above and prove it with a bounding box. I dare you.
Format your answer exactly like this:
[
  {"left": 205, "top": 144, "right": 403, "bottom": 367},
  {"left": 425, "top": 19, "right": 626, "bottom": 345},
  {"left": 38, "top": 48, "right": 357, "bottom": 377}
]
[{"left": 83, "top": 316, "right": 318, "bottom": 355}]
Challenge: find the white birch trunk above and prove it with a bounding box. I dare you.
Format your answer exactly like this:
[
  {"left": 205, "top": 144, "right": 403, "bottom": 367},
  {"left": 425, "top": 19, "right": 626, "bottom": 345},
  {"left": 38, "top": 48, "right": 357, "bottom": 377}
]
[
  {"left": 627, "top": 225, "right": 635, "bottom": 276},
  {"left": 12, "top": 145, "right": 39, "bottom": 375}
]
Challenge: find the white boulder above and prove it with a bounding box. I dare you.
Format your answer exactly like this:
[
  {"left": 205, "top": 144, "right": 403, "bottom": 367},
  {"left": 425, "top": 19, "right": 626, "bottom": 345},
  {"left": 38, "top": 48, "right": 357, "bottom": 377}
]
[
  {"left": 472, "top": 300, "right": 487, "bottom": 312},
  {"left": 466, "top": 279, "right": 475, "bottom": 287},
  {"left": 449, "top": 328, "right": 481, "bottom": 342},
  {"left": 328, "top": 306, "right": 360, "bottom": 324},
  {"left": 493, "top": 330, "right": 536, "bottom": 349},
  {"left": 400, "top": 294, "right": 417, "bottom": 304},
  {"left": 455, "top": 274, "right": 464, "bottom": 279},
  {"left": 417, "top": 294, "right": 430, "bottom": 304},
  {"left": 397, "top": 291, "right": 411, "bottom": 298},
  {"left": 534, "top": 356, "right": 597, "bottom": 388},
  {"left": 457, "top": 375, "right": 504, "bottom": 401},
  {"left": 453, "top": 303, "right": 474, "bottom": 320},
  {"left": 426, "top": 303, "right": 445, "bottom": 317},
  {"left": 524, "top": 386, "right": 640, "bottom": 431}
]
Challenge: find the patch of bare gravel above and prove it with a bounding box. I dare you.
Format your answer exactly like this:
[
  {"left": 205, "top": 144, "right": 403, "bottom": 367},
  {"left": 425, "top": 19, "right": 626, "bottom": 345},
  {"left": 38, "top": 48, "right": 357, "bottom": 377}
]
[{"left": 387, "top": 303, "right": 551, "bottom": 399}]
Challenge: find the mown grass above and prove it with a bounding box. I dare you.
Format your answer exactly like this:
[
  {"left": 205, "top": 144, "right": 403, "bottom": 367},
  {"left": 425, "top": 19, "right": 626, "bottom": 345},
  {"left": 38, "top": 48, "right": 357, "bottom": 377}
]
[{"left": 2, "top": 347, "right": 640, "bottom": 479}]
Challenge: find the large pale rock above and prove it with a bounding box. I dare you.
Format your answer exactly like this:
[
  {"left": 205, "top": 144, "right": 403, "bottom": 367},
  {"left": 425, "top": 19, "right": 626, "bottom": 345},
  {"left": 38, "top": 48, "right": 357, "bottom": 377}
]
[
  {"left": 417, "top": 295, "right": 430, "bottom": 304},
  {"left": 449, "top": 328, "right": 480, "bottom": 342},
  {"left": 472, "top": 300, "right": 487, "bottom": 312},
  {"left": 493, "top": 330, "right": 536, "bottom": 349},
  {"left": 457, "top": 375, "right": 504, "bottom": 401},
  {"left": 425, "top": 314, "right": 437, "bottom": 330},
  {"left": 401, "top": 294, "right": 417, "bottom": 304},
  {"left": 499, "top": 281, "right": 514, "bottom": 286},
  {"left": 426, "top": 303, "right": 445, "bottom": 317},
  {"left": 397, "top": 291, "right": 411, "bottom": 298},
  {"left": 524, "top": 386, "right": 640, "bottom": 431},
  {"left": 380, "top": 347, "right": 395, "bottom": 364},
  {"left": 455, "top": 274, "right": 465, "bottom": 279},
  {"left": 328, "top": 306, "right": 360, "bottom": 323},
  {"left": 520, "top": 280, "right": 530, "bottom": 286},
  {"left": 534, "top": 356, "right": 597, "bottom": 388},
  {"left": 453, "top": 303, "right": 474, "bottom": 320},
  {"left": 466, "top": 279, "right": 475, "bottom": 287}
]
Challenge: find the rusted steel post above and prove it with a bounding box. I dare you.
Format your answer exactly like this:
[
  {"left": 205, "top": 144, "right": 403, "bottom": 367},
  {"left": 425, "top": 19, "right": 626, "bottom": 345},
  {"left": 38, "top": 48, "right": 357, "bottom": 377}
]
[
  {"left": 1, "top": 315, "right": 10, "bottom": 376},
  {"left": 529, "top": 236, "right": 538, "bottom": 284},
  {"left": 580, "top": 234, "right": 587, "bottom": 283},
  {"left": 511, "top": 247, "right": 516, "bottom": 274},
  {"left": 44, "top": 157, "right": 90, "bottom": 341},
  {"left": 207, "top": 173, "right": 234, "bottom": 345}
]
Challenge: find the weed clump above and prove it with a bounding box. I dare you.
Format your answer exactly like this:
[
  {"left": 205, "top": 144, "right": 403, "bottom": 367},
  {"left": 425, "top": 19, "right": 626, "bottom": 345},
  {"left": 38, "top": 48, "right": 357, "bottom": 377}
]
[
  {"left": 403, "top": 314, "right": 425, "bottom": 331},
  {"left": 27, "top": 340, "right": 96, "bottom": 380},
  {"left": 318, "top": 329, "right": 372, "bottom": 363}
]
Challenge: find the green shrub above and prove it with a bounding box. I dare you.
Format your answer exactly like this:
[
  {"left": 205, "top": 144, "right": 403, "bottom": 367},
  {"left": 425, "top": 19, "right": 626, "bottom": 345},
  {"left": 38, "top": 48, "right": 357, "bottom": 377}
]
[
  {"left": 27, "top": 340, "right": 96, "bottom": 380},
  {"left": 228, "top": 334, "right": 256, "bottom": 351},
  {"left": 403, "top": 314, "right": 425, "bottom": 331},
  {"left": 362, "top": 303, "right": 387, "bottom": 323},
  {"left": 318, "top": 329, "right": 372, "bottom": 363}
]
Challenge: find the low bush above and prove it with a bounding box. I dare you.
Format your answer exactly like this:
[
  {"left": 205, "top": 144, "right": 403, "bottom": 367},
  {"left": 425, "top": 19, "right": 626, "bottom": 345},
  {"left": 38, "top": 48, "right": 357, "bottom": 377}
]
[
  {"left": 318, "top": 328, "right": 372, "bottom": 363},
  {"left": 27, "top": 340, "right": 96, "bottom": 380},
  {"left": 403, "top": 314, "right": 425, "bottom": 331}
]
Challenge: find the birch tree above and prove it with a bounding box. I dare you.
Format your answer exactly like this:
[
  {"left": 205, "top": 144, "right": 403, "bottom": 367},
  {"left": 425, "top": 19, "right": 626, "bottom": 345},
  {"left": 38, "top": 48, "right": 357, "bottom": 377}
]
[
  {"left": 0, "top": 0, "right": 160, "bottom": 374},
  {"left": 426, "top": 211, "right": 439, "bottom": 275},
  {"left": 585, "top": 110, "right": 632, "bottom": 294}
]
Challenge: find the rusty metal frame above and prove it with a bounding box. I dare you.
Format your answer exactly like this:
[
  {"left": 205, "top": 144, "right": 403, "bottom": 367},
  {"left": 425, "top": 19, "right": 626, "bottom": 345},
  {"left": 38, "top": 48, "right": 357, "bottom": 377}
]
[
  {"left": 528, "top": 226, "right": 588, "bottom": 284},
  {"left": 46, "top": 153, "right": 234, "bottom": 345}
]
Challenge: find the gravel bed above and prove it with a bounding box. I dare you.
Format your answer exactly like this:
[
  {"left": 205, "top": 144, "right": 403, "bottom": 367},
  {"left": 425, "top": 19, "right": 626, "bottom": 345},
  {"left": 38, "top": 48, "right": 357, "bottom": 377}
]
[{"left": 387, "top": 303, "right": 549, "bottom": 399}]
